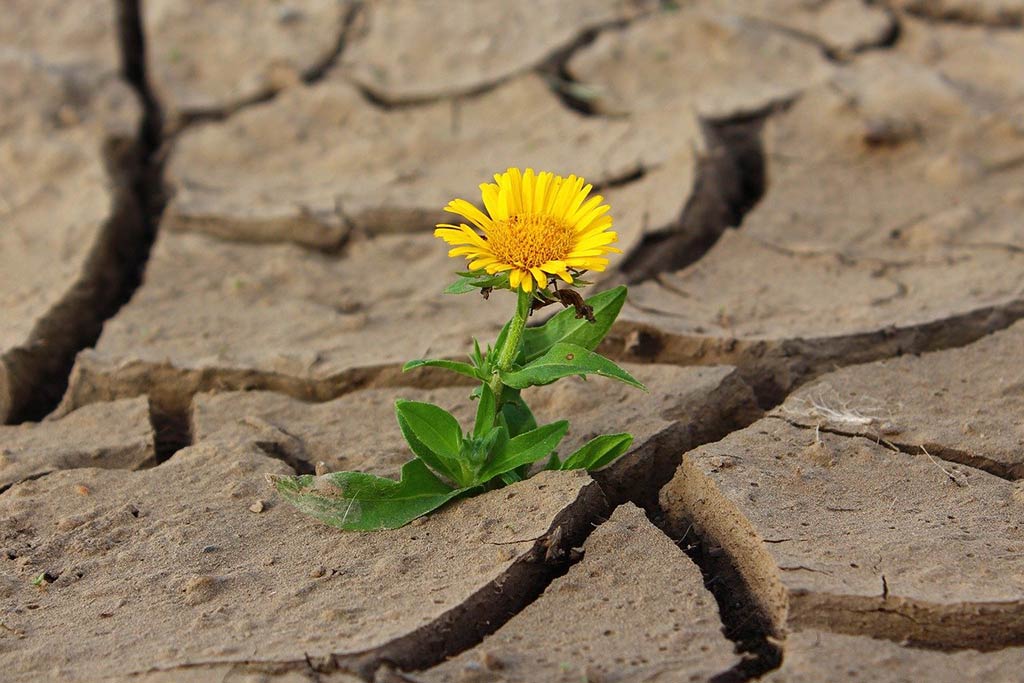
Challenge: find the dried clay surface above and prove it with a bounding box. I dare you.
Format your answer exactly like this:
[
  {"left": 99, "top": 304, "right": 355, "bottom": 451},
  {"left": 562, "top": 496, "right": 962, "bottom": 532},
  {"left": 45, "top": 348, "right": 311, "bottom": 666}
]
[
  {"left": 567, "top": 4, "right": 833, "bottom": 119},
  {"left": 1, "top": 0, "right": 121, "bottom": 74},
  {"left": 6, "top": 1, "right": 1024, "bottom": 681},
  {"left": 193, "top": 363, "right": 759, "bottom": 503},
  {"left": 58, "top": 230, "right": 510, "bottom": 419},
  {"left": 777, "top": 320, "right": 1024, "bottom": 479},
  {"left": 418, "top": 504, "right": 738, "bottom": 683},
  {"left": 0, "top": 48, "right": 143, "bottom": 423},
  {"left": 339, "top": 0, "right": 658, "bottom": 103},
  {"left": 738, "top": 53, "right": 1024, "bottom": 254},
  {"left": 0, "top": 441, "right": 605, "bottom": 681},
  {"left": 0, "top": 398, "right": 153, "bottom": 492},
  {"left": 163, "top": 73, "right": 717, "bottom": 252},
  {"left": 702, "top": 0, "right": 896, "bottom": 54},
  {"left": 764, "top": 630, "right": 1024, "bottom": 682},
  {"left": 143, "top": 0, "right": 354, "bottom": 128},
  {"left": 661, "top": 417, "right": 1024, "bottom": 649},
  {"left": 609, "top": 228, "right": 1024, "bottom": 401},
  {"left": 608, "top": 49, "right": 1024, "bottom": 399},
  {"left": 891, "top": 0, "right": 1024, "bottom": 25}
]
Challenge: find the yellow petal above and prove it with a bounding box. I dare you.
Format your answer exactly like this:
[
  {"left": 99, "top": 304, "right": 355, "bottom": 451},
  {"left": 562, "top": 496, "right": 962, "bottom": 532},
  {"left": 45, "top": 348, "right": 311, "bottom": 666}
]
[
  {"left": 576, "top": 231, "right": 618, "bottom": 249},
  {"left": 434, "top": 223, "right": 490, "bottom": 250},
  {"left": 565, "top": 256, "right": 609, "bottom": 267},
  {"left": 522, "top": 168, "right": 536, "bottom": 213},
  {"left": 445, "top": 198, "right": 491, "bottom": 230},
  {"left": 575, "top": 214, "right": 614, "bottom": 238},
  {"left": 570, "top": 196, "right": 606, "bottom": 227},
  {"left": 535, "top": 171, "right": 553, "bottom": 213},
  {"left": 541, "top": 261, "right": 573, "bottom": 283},
  {"left": 480, "top": 183, "right": 503, "bottom": 221},
  {"left": 529, "top": 267, "right": 548, "bottom": 290},
  {"left": 520, "top": 270, "right": 534, "bottom": 292},
  {"left": 565, "top": 181, "right": 593, "bottom": 219},
  {"left": 501, "top": 168, "right": 524, "bottom": 215},
  {"left": 434, "top": 227, "right": 471, "bottom": 245},
  {"left": 548, "top": 175, "right": 575, "bottom": 219}
]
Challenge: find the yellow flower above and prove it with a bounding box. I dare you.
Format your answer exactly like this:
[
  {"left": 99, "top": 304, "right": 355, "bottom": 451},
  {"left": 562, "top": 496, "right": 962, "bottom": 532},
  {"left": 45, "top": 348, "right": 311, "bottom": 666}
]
[{"left": 434, "top": 167, "right": 621, "bottom": 292}]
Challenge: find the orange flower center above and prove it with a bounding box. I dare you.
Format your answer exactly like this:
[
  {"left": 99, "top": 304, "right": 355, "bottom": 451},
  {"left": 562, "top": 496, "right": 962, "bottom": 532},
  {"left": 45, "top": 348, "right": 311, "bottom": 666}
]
[{"left": 485, "top": 213, "right": 576, "bottom": 269}]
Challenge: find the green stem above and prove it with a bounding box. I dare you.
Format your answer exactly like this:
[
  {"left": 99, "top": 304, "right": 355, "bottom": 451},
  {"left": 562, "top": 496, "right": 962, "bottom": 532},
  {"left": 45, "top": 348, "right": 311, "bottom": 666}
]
[{"left": 488, "top": 287, "right": 531, "bottom": 401}]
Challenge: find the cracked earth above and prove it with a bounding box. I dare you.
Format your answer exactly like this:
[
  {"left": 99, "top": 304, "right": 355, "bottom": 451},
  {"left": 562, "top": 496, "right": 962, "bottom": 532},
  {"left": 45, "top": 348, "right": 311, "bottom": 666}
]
[{"left": 2, "top": 1, "right": 1023, "bottom": 681}]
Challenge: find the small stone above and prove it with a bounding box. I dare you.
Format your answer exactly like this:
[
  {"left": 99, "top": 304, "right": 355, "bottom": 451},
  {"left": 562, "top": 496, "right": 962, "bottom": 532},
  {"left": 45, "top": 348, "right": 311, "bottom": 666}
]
[
  {"left": 249, "top": 500, "right": 264, "bottom": 514},
  {"left": 201, "top": 545, "right": 219, "bottom": 554},
  {"left": 479, "top": 650, "right": 504, "bottom": 671}
]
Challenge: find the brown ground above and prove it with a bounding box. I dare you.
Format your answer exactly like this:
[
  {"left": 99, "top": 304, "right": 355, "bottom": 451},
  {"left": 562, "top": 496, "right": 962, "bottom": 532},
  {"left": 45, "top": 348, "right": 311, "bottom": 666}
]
[{"left": 2, "top": 1, "right": 1024, "bottom": 681}]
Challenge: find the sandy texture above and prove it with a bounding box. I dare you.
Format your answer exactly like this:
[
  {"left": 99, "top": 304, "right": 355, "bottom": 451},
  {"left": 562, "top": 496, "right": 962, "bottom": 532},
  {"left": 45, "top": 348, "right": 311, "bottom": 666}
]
[
  {"left": 0, "top": 441, "right": 605, "bottom": 681},
  {"left": 661, "top": 418, "right": 1024, "bottom": 648},
  {"left": 192, "top": 363, "right": 758, "bottom": 503},
  {"left": 144, "top": 0, "right": 352, "bottom": 126},
  {"left": 567, "top": 5, "right": 832, "bottom": 119},
  {"left": 143, "top": 0, "right": 353, "bottom": 127},
  {"left": 421, "top": 504, "right": 738, "bottom": 682},
  {"left": 7, "top": 2, "right": 1024, "bottom": 680},
  {"left": 601, "top": 52, "right": 1024, "bottom": 399},
  {"left": 898, "top": 16, "right": 1024, "bottom": 106},
  {"left": 58, "top": 230, "right": 509, "bottom": 420},
  {"left": 0, "top": 49, "right": 143, "bottom": 423},
  {"left": 737, "top": 53, "right": 1024, "bottom": 254},
  {"left": 892, "top": 0, "right": 1024, "bottom": 25},
  {"left": 777, "top": 320, "right": 1024, "bottom": 478},
  {"left": 162, "top": 73, "right": 715, "bottom": 250},
  {"left": 339, "top": 0, "right": 657, "bottom": 103},
  {"left": 608, "top": 228, "right": 1024, "bottom": 400},
  {"left": 705, "top": 0, "right": 896, "bottom": 54},
  {"left": 1, "top": 0, "right": 121, "bottom": 74},
  {"left": 765, "top": 630, "right": 1024, "bottom": 682},
  {"left": 0, "top": 398, "right": 153, "bottom": 491}
]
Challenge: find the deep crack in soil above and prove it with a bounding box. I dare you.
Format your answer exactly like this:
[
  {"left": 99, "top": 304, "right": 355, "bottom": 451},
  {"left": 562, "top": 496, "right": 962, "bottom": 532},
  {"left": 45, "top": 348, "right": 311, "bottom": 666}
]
[{"left": 619, "top": 113, "right": 768, "bottom": 282}]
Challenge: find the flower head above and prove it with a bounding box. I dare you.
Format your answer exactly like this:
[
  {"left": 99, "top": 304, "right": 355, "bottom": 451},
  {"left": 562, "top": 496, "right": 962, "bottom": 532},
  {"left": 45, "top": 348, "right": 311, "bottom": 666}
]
[{"left": 435, "top": 168, "right": 621, "bottom": 292}]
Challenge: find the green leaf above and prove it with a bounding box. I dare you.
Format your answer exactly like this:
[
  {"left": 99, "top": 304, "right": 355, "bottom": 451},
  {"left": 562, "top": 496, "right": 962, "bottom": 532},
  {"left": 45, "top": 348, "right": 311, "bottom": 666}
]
[
  {"left": 445, "top": 271, "right": 511, "bottom": 295},
  {"left": 270, "top": 459, "right": 465, "bottom": 531},
  {"left": 489, "top": 319, "right": 526, "bottom": 371},
  {"left": 522, "top": 286, "right": 626, "bottom": 362},
  {"left": 403, "top": 359, "right": 481, "bottom": 381},
  {"left": 461, "top": 423, "right": 507, "bottom": 471},
  {"left": 474, "top": 383, "right": 497, "bottom": 436},
  {"left": 560, "top": 433, "right": 634, "bottom": 471},
  {"left": 444, "top": 278, "right": 478, "bottom": 295},
  {"left": 500, "top": 389, "right": 538, "bottom": 438},
  {"left": 395, "top": 401, "right": 465, "bottom": 484},
  {"left": 544, "top": 452, "right": 561, "bottom": 470},
  {"left": 490, "top": 320, "right": 512, "bottom": 368},
  {"left": 499, "top": 470, "right": 524, "bottom": 485},
  {"left": 478, "top": 420, "right": 569, "bottom": 481},
  {"left": 471, "top": 338, "right": 484, "bottom": 368},
  {"left": 500, "top": 343, "right": 646, "bottom": 390}
]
